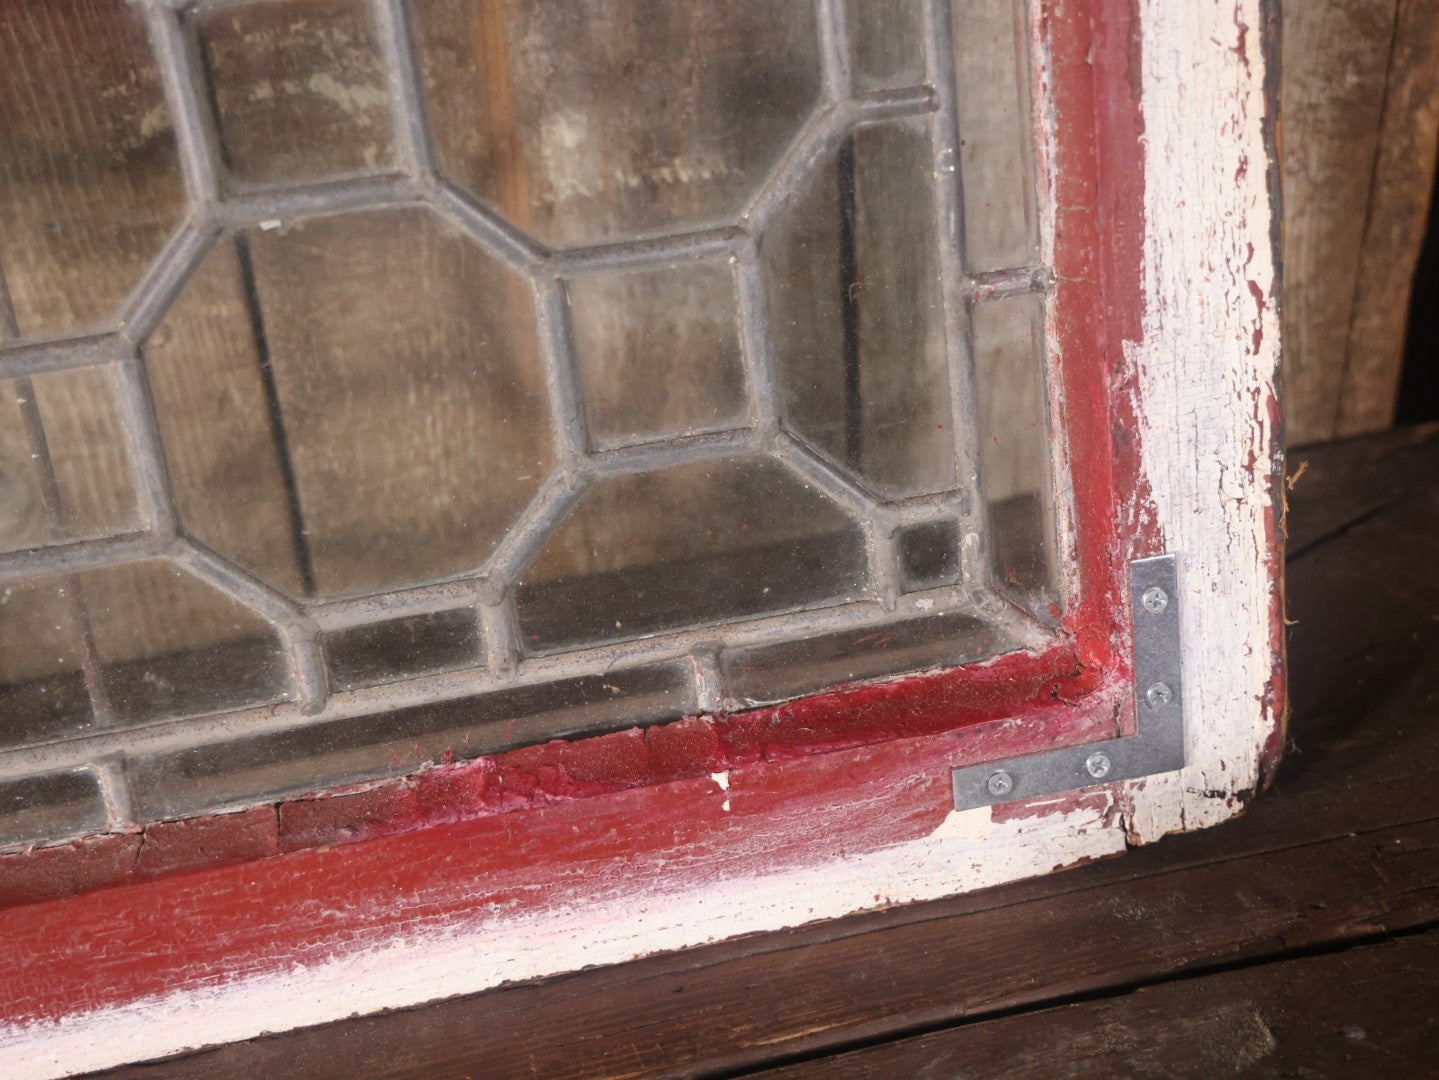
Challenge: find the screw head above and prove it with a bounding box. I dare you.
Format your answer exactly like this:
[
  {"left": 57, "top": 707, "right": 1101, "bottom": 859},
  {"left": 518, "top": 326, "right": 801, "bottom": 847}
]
[
  {"left": 1085, "top": 751, "right": 1112, "bottom": 779},
  {"left": 1145, "top": 682, "right": 1174, "bottom": 709},
  {"left": 1140, "top": 586, "right": 1169, "bottom": 614},
  {"left": 986, "top": 770, "right": 1014, "bottom": 798}
]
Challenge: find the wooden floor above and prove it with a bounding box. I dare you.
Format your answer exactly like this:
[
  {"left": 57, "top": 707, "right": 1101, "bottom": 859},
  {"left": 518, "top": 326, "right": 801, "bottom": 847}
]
[{"left": 98, "top": 426, "right": 1439, "bottom": 1080}]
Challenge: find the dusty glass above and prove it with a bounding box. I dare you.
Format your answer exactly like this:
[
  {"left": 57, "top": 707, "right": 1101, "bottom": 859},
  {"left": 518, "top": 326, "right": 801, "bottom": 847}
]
[{"left": 0, "top": 0, "right": 1056, "bottom": 849}]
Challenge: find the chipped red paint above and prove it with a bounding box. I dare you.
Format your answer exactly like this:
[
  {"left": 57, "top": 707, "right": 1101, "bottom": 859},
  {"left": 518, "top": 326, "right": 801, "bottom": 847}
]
[
  {"left": 0, "top": 643, "right": 1089, "bottom": 907},
  {"left": 0, "top": 0, "right": 1190, "bottom": 1038},
  {"left": 134, "top": 808, "right": 279, "bottom": 879},
  {"left": 1040, "top": 0, "right": 1155, "bottom": 681},
  {"left": 0, "top": 677, "right": 1128, "bottom": 1030}
]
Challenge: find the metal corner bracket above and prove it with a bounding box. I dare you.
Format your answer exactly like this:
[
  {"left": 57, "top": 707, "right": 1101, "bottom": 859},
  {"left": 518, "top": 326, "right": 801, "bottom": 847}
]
[{"left": 952, "top": 553, "right": 1185, "bottom": 811}]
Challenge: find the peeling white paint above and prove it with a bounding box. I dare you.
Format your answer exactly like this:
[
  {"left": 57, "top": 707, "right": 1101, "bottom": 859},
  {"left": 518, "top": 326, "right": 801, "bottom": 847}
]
[
  {"left": 0, "top": 800, "right": 1124, "bottom": 1080},
  {"left": 1122, "top": 0, "right": 1281, "bottom": 842}
]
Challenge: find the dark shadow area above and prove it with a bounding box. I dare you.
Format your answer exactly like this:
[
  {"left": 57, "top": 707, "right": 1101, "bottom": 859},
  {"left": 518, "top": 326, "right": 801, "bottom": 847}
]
[
  {"left": 1396, "top": 161, "right": 1439, "bottom": 424},
  {"left": 1280, "top": 424, "right": 1439, "bottom": 787}
]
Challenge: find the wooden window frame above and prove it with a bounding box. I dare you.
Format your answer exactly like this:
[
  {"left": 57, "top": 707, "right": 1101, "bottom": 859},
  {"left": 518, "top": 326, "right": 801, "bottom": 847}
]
[{"left": 0, "top": 1, "right": 1283, "bottom": 1073}]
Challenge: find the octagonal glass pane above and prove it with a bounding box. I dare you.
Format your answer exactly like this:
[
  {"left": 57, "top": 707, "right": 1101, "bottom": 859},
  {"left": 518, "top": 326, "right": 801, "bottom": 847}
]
[
  {"left": 0, "top": 560, "right": 289, "bottom": 741},
  {"left": 412, "top": 0, "right": 822, "bottom": 247},
  {"left": 146, "top": 209, "right": 552, "bottom": 599}
]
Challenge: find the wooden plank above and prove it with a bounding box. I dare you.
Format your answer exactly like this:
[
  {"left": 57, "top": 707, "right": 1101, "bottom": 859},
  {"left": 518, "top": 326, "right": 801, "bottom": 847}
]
[
  {"left": 1280, "top": 0, "right": 1399, "bottom": 446},
  {"left": 1336, "top": 0, "right": 1439, "bottom": 437},
  {"left": 89, "top": 819, "right": 1439, "bottom": 1080},
  {"left": 767, "top": 930, "right": 1439, "bottom": 1078}
]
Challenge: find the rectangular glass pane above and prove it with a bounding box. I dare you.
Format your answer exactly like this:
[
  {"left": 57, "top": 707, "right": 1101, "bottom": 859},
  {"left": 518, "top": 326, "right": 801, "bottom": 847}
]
[
  {"left": 0, "top": 578, "right": 93, "bottom": 749},
  {"left": 0, "top": 770, "right": 108, "bottom": 850},
  {"left": 973, "top": 293, "right": 1058, "bottom": 610},
  {"left": 953, "top": 0, "right": 1039, "bottom": 271},
  {"left": 130, "top": 665, "right": 692, "bottom": 819},
  {"left": 326, "top": 609, "right": 480, "bottom": 692},
  {"left": 1, "top": 368, "right": 140, "bottom": 555}
]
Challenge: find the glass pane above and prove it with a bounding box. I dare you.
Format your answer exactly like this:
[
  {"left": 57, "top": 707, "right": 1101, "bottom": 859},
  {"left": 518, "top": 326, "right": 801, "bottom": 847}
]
[
  {"left": 516, "top": 456, "right": 867, "bottom": 651},
  {"left": 0, "top": 0, "right": 184, "bottom": 337},
  {"left": 848, "top": 0, "right": 927, "bottom": 91},
  {"left": 0, "top": 577, "right": 93, "bottom": 749},
  {"left": 0, "top": 368, "right": 140, "bottom": 555},
  {"left": 898, "top": 519, "right": 962, "bottom": 591},
  {"left": 722, "top": 611, "right": 1013, "bottom": 707},
  {"left": 149, "top": 209, "right": 553, "bottom": 600},
  {"left": 326, "top": 609, "right": 481, "bottom": 692},
  {"left": 412, "top": 0, "right": 822, "bottom": 247},
  {"left": 79, "top": 560, "right": 289, "bottom": 724},
  {"left": 195, "top": 0, "right": 396, "bottom": 187},
  {"left": 972, "top": 293, "right": 1057, "bottom": 608},
  {"left": 146, "top": 240, "right": 309, "bottom": 597},
  {"left": 130, "top": 664, "right": 692, "bottom": 819},
  {"left": 0, "top": 770, "right": 107, "bottom": 851},
  {"left": 953, "top": 0, "right": 1039, "bottom": 271},
  {"left": 767, "top": 119, "right": 955, "bottom": 500},
  {"left": 569, "top": 261, "right": 748, "bottom": 450}
]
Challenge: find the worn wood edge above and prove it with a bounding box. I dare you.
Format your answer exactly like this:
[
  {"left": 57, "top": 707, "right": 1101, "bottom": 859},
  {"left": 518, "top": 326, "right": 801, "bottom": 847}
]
[
  {"left": 1123, "top": 0, "right": 1284, "bottom": 842},
  {"left": 0, "top": 3, "right": 1280, "bottom": 1076},
  {"left": 1337, "top": 0, "right": 1439, "bottom": 436},
  {"left": 763, "top": 927, "right": 1439, "bottom": 1078}
]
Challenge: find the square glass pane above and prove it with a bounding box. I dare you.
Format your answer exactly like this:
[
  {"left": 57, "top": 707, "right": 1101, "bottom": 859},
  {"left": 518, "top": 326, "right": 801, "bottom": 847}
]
[
  {"left": 195, "top": 0, "right": 396, "bottom": 187},
  {"left": 848, "top": 0, "right": 927, "bottom": 91},
  {"left": 569, "top": 260, "right": 748, "bottom": 449}
]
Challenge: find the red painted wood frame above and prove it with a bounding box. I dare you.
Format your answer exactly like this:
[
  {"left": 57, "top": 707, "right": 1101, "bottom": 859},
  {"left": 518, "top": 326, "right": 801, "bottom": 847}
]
[{"left": 0, "top": 0, "right": 1282, "bottom": 1064}]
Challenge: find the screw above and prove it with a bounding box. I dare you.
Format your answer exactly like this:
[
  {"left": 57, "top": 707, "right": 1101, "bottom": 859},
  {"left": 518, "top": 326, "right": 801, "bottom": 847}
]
[
  {"left": 986, "top": 770, "right": 1014, "bottom": 797},
  {"left": 1140, "top": 586, "right": 1169, "bottom": 614},
  {"left": 1145, "top": 682, "right": 1174, "bottom": 709},
  {"left": 1085, "top": 751, "right": 1112, "bottom": 779}
]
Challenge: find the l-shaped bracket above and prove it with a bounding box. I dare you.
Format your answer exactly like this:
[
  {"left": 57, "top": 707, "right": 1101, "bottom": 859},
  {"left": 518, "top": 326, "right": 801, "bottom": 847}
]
[{"left": 952, "top": 554, "right": 1185, "bottom": 810}]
